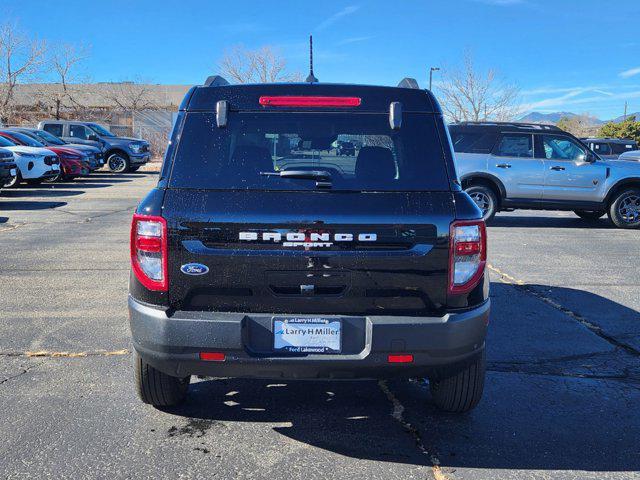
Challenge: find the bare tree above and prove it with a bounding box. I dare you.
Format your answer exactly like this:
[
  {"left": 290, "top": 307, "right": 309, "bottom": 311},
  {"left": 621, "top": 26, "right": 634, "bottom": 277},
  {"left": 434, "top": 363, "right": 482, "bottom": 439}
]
[
  {"left": 101, "top": 80, "right": 157, "bottom": 112},
  {"left": 437, "top": 51, "right": 520, "bottom": 123},
  {"left": 36, "top": 43, "right": 90, "bottom": 119},
  {"left": 0, "top": 22, "right": 47, "bottom": 123},
  {"left": 219, "top": 45, "right": 302, "bottom": 83}
]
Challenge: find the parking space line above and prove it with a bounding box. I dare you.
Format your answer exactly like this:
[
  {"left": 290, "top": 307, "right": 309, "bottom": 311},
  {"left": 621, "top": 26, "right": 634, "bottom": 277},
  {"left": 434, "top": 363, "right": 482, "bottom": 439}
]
[
  {"left": 0, "top": 349, "right": 130, "bottom": 358},
  {"left": 487, "top": 263, "right": 524, "bottom": 285},
  {"left": 377, "top": 380, "right": 446, "bottom": 480},
  {"left": 487, "top": 264, "right": 640, "bottom": 357}
]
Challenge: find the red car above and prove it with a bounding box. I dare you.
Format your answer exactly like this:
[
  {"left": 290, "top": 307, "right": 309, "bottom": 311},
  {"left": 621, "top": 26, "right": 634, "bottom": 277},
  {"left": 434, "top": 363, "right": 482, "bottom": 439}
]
[{"left": 0, "top": 130, "right": 88, "bottom": 181}]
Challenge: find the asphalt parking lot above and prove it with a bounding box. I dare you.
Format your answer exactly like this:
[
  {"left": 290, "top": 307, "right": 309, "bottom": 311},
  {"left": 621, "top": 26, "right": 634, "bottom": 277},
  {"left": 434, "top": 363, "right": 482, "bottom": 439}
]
[{"left": 0, "top": 171, "right": 638, "bottom": 480}]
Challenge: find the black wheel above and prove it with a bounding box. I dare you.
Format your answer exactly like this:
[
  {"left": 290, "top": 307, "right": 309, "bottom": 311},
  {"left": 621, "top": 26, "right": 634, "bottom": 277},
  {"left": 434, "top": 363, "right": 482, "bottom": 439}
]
[
  {"left": 4, "top": 171, "right": 22, "bottom": 188},
  {"left": 608, "top": 188, "right": 640, "bottom": 229},
  {"left": 574, "top": 210, "right": 605, "bottom": 220},
  {"left": 465, "top": 185, "right": 498, "bottom": 222},
  {"left": 44, "top": 171, "right": 63, "bottom": 183},
  {"left": 107, "top": 152, "right": 131, "bottom": 173},
  {"left": 134, "top": 351, "right": 190, "bottom": 407},
  {"left": 429, "top": 350, "right": 486, "bottom": 413}
]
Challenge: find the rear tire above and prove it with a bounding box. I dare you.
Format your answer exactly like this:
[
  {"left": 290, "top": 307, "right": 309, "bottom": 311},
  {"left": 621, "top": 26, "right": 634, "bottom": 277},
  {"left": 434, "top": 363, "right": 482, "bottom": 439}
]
[
  {"left": 574, "top": 210, "right": 605, "bottom": 220},
  {"left": 134, "top": 351, "right": 190, "bottom": 407},
  {"left": 608, "top": 188, "right": 640, "bottom": 229},
  {"left": 465, "top": 185, "right": 498, "bottom": 222},
  {"left": 429, "top": 351, "right": 486, "bottom": 413}
]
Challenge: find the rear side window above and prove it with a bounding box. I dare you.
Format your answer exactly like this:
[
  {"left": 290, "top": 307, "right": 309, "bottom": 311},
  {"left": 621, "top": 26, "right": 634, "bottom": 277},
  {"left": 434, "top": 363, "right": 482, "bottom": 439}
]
[
  {"left": 43, "top": 123, "right": 63, "bottom": 137},
  {"left": 592, "top": 142, "right": 612, "bottom": 155},
  {"left": 169, "top": 112, "right": 450, "bottom": 191},
  {"left": 493, "top": 134, "right": 533, "bottom": 158},
  {"left": 449, "top": 130, "right": 496, "bottom": 153},
  {"left": 611, "top": 142, "right": 636, "bottom": 154}
]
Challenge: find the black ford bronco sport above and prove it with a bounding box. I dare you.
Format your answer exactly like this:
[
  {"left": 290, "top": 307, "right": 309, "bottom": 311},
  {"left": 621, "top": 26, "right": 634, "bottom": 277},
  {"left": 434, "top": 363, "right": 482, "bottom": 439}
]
[{"left": 129, "top": 77, "right": 490, "bottom": 413}]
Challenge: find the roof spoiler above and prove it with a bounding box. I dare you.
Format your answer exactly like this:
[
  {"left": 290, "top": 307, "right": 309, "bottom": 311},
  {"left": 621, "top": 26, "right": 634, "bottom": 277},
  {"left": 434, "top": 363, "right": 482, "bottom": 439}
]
[
  {"left": 397, "top": 77, "right": 419, "bottom": 89},
  {"left": 204, "top": 75, "right": 230, "bottom": 87}
]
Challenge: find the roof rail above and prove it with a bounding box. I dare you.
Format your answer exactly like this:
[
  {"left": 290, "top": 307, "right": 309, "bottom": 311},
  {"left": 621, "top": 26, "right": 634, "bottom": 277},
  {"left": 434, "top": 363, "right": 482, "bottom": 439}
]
[
  {"left": 583, "top": 137, "right": 636, "bottom": 142},
  {"left": 453, "top": 121, "right": 561, "bottom": 131},
  {"left": 204, "top": 75, "right": 230, "bottom": 87},
  {"left": 397, "top": 78, "right": 419, "bottom": 89}
]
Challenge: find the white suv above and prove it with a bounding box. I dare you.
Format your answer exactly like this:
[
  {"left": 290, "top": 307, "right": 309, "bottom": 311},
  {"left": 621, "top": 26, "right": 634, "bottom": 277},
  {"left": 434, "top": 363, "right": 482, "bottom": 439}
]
[
  {"left": 449, "top": 122, "right": 640, "bottom": 229},
  {"left": 0, "top": 135, "right": 60, "bottom": 187}
]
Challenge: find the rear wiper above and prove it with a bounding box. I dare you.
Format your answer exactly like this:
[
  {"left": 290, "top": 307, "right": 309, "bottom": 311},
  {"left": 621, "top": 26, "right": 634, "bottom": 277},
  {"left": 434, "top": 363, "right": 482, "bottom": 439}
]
[{"left": 260, "top": 170, "right": 333, "bottom": 188}]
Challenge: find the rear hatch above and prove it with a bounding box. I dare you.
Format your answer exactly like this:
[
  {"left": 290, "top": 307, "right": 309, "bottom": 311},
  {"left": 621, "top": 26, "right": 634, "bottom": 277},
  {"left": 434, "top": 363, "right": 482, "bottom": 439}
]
[{"left": 164, "top": 89, "right": 455, "bottom": 316}]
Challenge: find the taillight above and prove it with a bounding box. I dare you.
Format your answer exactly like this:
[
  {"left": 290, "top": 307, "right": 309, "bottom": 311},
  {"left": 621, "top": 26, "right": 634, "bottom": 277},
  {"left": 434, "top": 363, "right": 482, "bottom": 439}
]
[
  {"left": 130, "top": 214, "right": 168, "bottom": 291},
  {"left": 259, "top": 96, "right": 361, "bottom": 107},
  {"left": 448, "top": 220, "right": 487, "bottom": 295}
]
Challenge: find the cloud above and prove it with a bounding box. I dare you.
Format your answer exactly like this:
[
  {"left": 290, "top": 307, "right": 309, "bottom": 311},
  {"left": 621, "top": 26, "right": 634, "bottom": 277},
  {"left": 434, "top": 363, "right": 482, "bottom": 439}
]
[
  {"left": 619, "top": 67, "right": 640, "bottom": 79},
  {"left": 315, "top": 5, "right": 360, "bottom": 31},
  {"left": 335, "top": 36, "right": 373, "bottom": 46},
  {"left": 519, "top": 85, "right": 640, "bottom": 113}
]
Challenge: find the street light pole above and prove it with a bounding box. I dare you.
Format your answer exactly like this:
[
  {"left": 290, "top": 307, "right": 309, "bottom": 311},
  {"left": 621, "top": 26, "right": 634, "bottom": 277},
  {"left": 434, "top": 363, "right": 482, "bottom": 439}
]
[{"left": 429, "top": 66, "right": 440, "bottom": 91}]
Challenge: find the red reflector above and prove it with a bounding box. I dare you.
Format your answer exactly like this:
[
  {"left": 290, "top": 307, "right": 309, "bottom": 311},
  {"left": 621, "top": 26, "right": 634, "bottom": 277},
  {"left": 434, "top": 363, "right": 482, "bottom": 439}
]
[
  {"left": 259, "top": 96, "right": 361, "bottom": 107},
  {"left": 387, "top": 354, "right": 414, "bottom": 363},
  {"left": 136, "top": 236, "right": 162, "bottom": 252},
  {"left": 200, "top": 352, "right": 225, "bottom": 362},
  {"left": 455, "top": 241, "right": 481, "bottom": 255}
]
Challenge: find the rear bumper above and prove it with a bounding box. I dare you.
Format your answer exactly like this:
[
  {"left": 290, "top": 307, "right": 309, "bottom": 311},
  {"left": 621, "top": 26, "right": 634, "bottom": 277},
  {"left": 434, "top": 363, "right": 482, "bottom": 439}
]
[{"left": 129, "top": 296, "right": 490, "bottom": 380}]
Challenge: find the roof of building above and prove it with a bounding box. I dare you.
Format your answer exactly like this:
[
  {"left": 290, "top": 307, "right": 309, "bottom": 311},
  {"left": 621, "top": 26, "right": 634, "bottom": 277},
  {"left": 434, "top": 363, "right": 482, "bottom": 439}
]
[{"left": 12, "top": 83, "right": 192, "bottom": 109}]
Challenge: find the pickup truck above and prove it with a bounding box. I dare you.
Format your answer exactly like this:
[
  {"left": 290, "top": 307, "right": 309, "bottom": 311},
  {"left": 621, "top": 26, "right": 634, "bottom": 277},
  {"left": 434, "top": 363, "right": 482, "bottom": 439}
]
[
  {"left": 129, "top": 78, "right": 490, "bottom": 413},
  {"left": 37, "top": 120, "right": 149, "bottom": 173}
]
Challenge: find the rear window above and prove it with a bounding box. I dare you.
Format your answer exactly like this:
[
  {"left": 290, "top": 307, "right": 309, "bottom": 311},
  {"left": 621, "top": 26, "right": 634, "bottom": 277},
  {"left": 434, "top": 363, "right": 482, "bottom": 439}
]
[{"left": 169, "top": 112, "right": 450, "bottom": 191}]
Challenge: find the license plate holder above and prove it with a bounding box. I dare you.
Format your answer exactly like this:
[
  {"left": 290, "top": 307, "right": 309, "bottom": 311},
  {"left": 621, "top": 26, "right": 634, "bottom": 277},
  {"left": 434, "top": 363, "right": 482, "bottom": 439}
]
[{"left": 273, "top": 317, "right": 341, "bottom": 354}]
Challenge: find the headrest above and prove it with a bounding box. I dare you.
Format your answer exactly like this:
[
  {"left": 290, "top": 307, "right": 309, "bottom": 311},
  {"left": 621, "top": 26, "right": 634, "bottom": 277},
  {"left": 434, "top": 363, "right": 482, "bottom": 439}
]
[{"left": 355, "top": 146, "right": 396, "bottom": 183}]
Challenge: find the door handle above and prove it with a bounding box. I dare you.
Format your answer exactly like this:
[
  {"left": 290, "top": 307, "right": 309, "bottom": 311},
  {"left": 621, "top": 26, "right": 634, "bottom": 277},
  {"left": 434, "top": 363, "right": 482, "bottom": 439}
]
[
  {"left": 496, "top": 163, "right": 512, "bottom": 169},
  {"left": 550, "top": 166, "right": 565, "bottom": 171}
]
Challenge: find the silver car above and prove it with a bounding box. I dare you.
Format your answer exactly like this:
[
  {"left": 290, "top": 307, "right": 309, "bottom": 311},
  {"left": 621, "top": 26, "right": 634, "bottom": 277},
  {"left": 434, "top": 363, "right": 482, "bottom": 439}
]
[
  {"left": 449, "top": 122, "right": 640, "bottom": 229},
  {"left": 618, "top": 150, "right": 640, "bottom": 162}
]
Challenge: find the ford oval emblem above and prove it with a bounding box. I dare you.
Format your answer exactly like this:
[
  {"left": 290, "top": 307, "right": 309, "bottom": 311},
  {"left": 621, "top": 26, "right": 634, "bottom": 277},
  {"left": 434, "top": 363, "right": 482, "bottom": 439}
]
[{"left": 181, "top": 263, "right": 209, "bottom": 275}]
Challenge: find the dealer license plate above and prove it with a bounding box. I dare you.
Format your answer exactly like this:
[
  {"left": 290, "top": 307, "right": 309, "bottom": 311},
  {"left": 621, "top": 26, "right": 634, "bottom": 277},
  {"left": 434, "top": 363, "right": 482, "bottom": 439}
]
[{"left": 273, "top": 317, "right": 341, "bottom": 353}]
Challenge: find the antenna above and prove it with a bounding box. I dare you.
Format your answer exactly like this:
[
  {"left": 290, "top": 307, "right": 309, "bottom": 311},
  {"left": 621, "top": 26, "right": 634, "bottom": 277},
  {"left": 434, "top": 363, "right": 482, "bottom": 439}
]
[{"left": 306, "top": 35, "right": 318, "bottom": 83}]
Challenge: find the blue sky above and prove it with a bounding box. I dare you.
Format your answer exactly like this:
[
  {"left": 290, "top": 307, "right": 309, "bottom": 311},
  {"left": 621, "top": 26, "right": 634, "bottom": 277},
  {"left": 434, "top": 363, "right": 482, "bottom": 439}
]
[{"left": 4, "top": 0, "right": 640, "bottom": 119}]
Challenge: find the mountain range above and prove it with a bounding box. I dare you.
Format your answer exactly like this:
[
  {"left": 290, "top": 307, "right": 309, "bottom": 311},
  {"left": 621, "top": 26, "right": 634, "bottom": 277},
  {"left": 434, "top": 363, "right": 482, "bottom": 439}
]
[{"left": 518, "top": 111, "right": 640, "bottom": 124}]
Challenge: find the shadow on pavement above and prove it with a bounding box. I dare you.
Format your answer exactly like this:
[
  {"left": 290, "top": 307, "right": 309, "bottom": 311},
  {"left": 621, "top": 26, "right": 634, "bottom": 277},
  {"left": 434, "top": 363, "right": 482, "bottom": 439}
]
[
  {"left": 159, "top": 283, "right": 640, "bottom": 472},
  {"left": 167, "top": 379, "right": 430, "bottom": 466},
  {"left": 490, "top": 214, "right": 612, "bottom": 229},
  {"left": 1, "top": 189, "right": 84, "bottom": 198},
  {"left": 0, "top": 200, "right": 67, "bottom": 210},
  {"left": 37, "top": 180, "right": 132, "bottom": 189}
]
